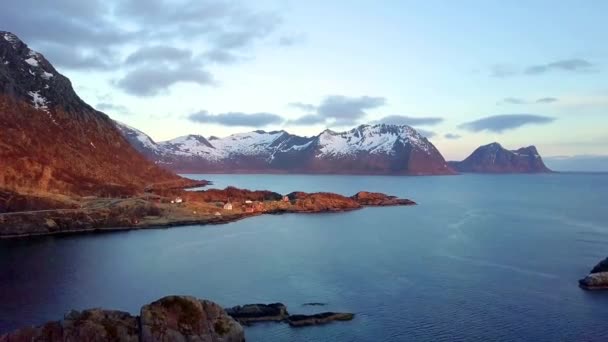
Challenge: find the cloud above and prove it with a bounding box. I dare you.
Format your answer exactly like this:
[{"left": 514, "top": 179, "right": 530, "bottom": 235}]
[
  {"left": 374, "top": 115, "right": 443, "bottom": 126},
  {"left": 535, "top": 97, "right": 558, "bottom": 104},
  {"left": 287, "top": 114, "right": 326, "bottom": 126},
  {"left": 490, "top": 64, "right": 518, "bottom": 78},
  {"left": 278, "top": 33, "right": 306, "bottom": 46},
  {"left": 116, "top": 65, "right": 215, "bottom": 96},
  {"left": 0, "top": 0, "right": 290, "bottom": 96},
  {"left": 499, "top": 97, "right": 559, "bottom": 105},
  {"left": 287, "top": 95, "right": 387, "bottom": 126},
  {"left": 288, "top": 102, "right": 317, "bottom": 112},
  {"left": 459, "top": 114, "right": 555, "bottom": 133},
  {"left": 491, "top": 59, "right": 596, "bottom": 78},
  {"left": 316, "top": 95, "right": 386, "bottom": 125},
  {"left": 203, "top": 49, "right": 241, "bottom": 64},
  {"left": 444, "top": 133, "right": 461, "bottom": 140},
  {"left": 501, "top": 97, "right": 527, "bottom": 105},
  {"left": 415, "top": 129, "right": 436, "bottom": 138},
  {"left": 125, "top": 46, "right": 192, "bottom": 65},
  {"left": 524, "top": 59, "right": 595, "bottom": 75},
  {"left": 96, "top": 102, "right": 131, "bottom": 115},
  {"left": 188, "top": 110, "right": 283, "bottom": 127}
]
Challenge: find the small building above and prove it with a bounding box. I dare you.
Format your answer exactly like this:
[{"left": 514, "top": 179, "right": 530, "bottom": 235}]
[
  {"left": 175, "top": 197, "right": 183, "bottom": 204},
  {"left": 245, "top": 200, "right": 253, "bottom": 204},
  {"left": 214, "top": 212, "right": 222, "bottom": 216},
  {"left": 283, "top": 196, "right": 290, "bottom": 202},
  {"left": 223, "top": 203, "right": 233, "bottom": 210}
]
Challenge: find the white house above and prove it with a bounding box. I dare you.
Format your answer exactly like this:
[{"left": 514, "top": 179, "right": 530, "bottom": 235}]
[
  {"left": 175, "top": 197, "right": 183, "bottom": 203},
  {"left": 223, "top": 203, "right": 233, "bottom": 210},
  {"left": 245, "top": 200, "right": 253, "bottom": 204}
]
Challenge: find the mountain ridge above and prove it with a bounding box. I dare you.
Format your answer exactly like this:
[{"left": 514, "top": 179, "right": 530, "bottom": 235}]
[{"left": 116, "top": 122, "right": 455, "bottom": 175}]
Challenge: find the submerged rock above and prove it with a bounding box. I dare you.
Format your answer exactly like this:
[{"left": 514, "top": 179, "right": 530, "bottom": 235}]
[
  {"left": 288, "top": 312, "right": 355, "bottom": 327},
  {"left": 225, "top": 303, "right": 289, "bottom": 324},
  {"left": 301, "top": 302, "right": 327, "bottom": 307}
]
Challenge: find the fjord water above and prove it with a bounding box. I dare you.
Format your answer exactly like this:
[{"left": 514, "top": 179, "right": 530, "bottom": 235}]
[{"left": 2, "top": 174, "right": 608, "bottom": 341}]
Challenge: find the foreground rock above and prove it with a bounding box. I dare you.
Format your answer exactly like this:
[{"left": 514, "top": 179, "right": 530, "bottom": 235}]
[
  {"left": 140, "top": 296, "right": 244, "bottom": 342},
  {"left": 288, "top": 312, "right": 355, "bottom": 327},
  {"left": 0, "top": 296, "right": 244, "bottom": 342},
  {"left": 225, "top": 303, "right": 289, "bottom": 324},
  {"left": 579, "top": 257, "right": 608, "bottom": 290}
]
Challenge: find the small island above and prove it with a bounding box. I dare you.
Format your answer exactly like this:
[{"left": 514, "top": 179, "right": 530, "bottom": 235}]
[{"left": 579, "top": 257, "right": 608, "bottom": 290}]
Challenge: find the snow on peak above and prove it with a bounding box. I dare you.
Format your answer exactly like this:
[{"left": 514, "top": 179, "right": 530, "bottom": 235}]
[
  {"left": 115, "top": 121, "right": 161, "bottom": 152},
  {"left": 2, "top": 32, "right": 18, "bottom": 47},
  {"left": 317, "top": 123, "right": 432, "bottom": 157}
]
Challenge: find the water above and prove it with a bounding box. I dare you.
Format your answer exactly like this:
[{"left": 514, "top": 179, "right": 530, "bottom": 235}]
[{"left": 1, "top": 174, "right": 608, "bottom": 341}]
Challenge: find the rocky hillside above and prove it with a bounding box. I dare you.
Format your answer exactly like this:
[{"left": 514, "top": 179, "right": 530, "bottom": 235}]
[
  {"left": 448, "top": 142, "right": 552, "bottom": 173},
  {"left": 117, "top": 122, "right": 454, "bottom": 175},
  {"left": 0, "top": 31, "right": 189, "bottom": 198}
]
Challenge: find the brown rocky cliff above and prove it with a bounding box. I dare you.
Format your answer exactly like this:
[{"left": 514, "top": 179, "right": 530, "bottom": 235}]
[{"left": 0, "top": 31, "right": 192, "bottom": 199}]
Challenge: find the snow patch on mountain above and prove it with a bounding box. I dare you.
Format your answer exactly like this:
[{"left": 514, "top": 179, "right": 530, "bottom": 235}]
[
  {"left": 317, "top": 124, "right": 432, "bottom": 157},
  {"left": 25, "top": 57, "right": 39, "bottom": 67}
]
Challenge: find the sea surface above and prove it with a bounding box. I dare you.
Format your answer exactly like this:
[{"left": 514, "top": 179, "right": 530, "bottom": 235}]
[{"left": 1, "top": 174, "right": 608, "bottom": 341}]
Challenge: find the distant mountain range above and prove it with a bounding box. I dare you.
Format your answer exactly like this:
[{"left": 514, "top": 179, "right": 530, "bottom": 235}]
[
  {"left": 0, "top": 30, "right": 556, "bottom": 189},
  {"left": 0, "top": 31, "right": 187, "bottom": 197},
  {"left": 116, "top": 122, "right": 455, "bottom": 175},
  {"left": 448, "top": 142, "right": 552, "bottom": 173}
]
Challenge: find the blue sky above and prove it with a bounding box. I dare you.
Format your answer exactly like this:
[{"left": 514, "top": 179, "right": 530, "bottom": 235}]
[{"left": 2, "top": 0, "right": 607, "bottom": 161}]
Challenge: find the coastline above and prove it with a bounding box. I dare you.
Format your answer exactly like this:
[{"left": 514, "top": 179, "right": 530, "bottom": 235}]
[{"left": 0, "top": 191, "right": 415, "bottom": 239}]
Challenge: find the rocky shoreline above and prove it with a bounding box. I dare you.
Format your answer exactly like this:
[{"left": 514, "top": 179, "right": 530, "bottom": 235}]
[
  {"left": 579, "top": 257, "right": 608, "bottom": 290},
  {"left": 0, "top": 296, "right": 355, "bottom": 341},
  {"left": 0, "top": 189, "right": 415, "bottom": 239}
]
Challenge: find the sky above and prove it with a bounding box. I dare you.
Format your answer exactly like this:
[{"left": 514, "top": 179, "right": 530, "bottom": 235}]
[{"left": 1, "top": 0, "right": 607, "bottom": 162}]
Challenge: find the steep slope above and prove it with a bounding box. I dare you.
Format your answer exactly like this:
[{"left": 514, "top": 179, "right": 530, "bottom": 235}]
[
  {"left": 448, "top": 142, "right": 552, "bottom": 173},
  {"left": 117, "top": 122, "right": 454, "bottom": 175},
  {"left": 0, "top": 31, "right": 188, "bottom": 198}
]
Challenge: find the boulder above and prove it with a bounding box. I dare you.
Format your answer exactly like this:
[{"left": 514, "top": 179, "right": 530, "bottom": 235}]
[
  {"left": 0, "top": 309, "right": 139, "bottom": 342},
  {"left": 140, "top": 296, "right": 244, "bottom": 342},
  {"left": 579, "top": 272, "right": 608, "bottom": 290}
]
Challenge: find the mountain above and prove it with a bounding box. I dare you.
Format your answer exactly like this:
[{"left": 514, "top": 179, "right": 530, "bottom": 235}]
[
  {"left": 116, "top": 122, "right": 455, "bottom": 175},
  {"left": 448, "top": 142, "right": 552, "bottom": 173},
  {"left": 0, "top": 31, "right": 188, "bottom": 198}
]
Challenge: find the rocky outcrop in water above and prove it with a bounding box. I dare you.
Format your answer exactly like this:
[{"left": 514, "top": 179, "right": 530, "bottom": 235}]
[
  {"left": 288, "top": 312, "right": 355, "bottom": 327},
  {"left": 225, "top": 303, "right": 289, "bottom": 324},
  {"left": 0, "top": 296, "right": 244, "bottom": 342},
  {"left": 579, "top": 257, "right": 608, "bottom": 290}
]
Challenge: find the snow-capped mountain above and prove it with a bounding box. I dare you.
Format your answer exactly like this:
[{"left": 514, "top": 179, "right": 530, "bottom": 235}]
[
  {"left": 116, "top": 122, "right": 455, "bottom": 175},
  {"left": 448, "top": 142, "right": 552, "bottom": 173}
]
